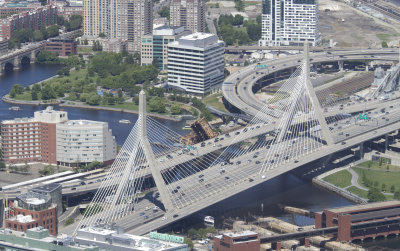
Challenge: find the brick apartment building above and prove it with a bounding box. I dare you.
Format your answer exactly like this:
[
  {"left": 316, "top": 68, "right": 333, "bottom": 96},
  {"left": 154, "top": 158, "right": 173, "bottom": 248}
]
[
  {"left": 213, "top": 231, "right": 260, "bottom": 251},
  {"left": 1, "top": 107, "right": 67, "bottom": 164},
  {"left": 6, "top": 192, "right": 58, "bottom": 236},
  {"left": 0, "top": 5, "right": 57, "bottom": 40}
]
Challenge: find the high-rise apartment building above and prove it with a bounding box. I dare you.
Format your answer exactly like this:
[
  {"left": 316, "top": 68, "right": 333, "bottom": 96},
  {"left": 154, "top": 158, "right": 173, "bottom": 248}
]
[
  {"left": 170, "top": 0, "right": 205, "bottom": 33},
  {"left": 141, "top": 25, "right": 190, "bottom": 71},
  {"left": 1, "top": 107, "right": 117, "bottom": 166},
  {"left": 83, "top": 0, "right": 152, "bottom": 52},
  {"left": 83, "top": 0, "right": 119, "bottom": 38},
  {"left": 167, "top": 33, "right": 224, "bottom": 95},
  {"left": 259, "top": 0, "right": 320, "bottom": 46},
  {"left": 119, "top": 0, "right": 153, "bottom": 52}
]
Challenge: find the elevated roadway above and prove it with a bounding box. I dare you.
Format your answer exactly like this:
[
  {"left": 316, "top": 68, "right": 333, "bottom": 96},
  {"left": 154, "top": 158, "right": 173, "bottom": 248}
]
[
  {"left": 223, "top": 49, "right": 400, "bottom": 116},
  {"left": 124, "top": 104, "right": 400, "bottom": 235}
]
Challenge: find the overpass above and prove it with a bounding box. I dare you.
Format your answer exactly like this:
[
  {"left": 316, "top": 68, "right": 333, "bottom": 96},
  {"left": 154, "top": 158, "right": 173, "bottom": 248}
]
[
  {"left": 223, "top": 48, "right": 400, "bottom": 117},
  {"left": 0, "top": 43, "right": 44, "bottom": 74},
  {"left": 67, "top": 45, "right": 400, "bottom": 238},
  {"left": 224, "top": 45, "right": 370, "bottom": 53}
]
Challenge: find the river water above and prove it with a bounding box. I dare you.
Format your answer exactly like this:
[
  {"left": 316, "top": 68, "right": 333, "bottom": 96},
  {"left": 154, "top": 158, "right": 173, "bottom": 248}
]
[{"left": 2, "top": 65, "right": 398, "bottom": 249}]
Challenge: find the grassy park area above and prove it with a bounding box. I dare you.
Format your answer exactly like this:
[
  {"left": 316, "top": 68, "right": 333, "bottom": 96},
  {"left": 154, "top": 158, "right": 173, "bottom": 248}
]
[
  {"left": 322, "top": 169, "right": 352, "bottom": 188},
  {"left": 202, "top": 93, "right": 228, "bottom": 113}
]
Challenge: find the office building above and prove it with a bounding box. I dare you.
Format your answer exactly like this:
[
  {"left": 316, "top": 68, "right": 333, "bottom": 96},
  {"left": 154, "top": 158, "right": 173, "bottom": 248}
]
[
  {"left": 1, "top": 107, "right": 117, "bottom": 166},
  {"left": 32, "top": 183, "right": 62, "bottom": 217},
  {"left": 5, "top": 192, "right": 58, "bottom": 235},
  {"left": 56, "top": 120, "right": 117, "bottom": 167},
  {"left": 259, "top": 0, "right": 320, "bottom": 46},
  {"left": 0, "top": 5, "right": 58, "bottom": 40},
  {"left": 170, "top": 0, "right": 205, "bottom": 33},
  {"left": 83, "top": 0, "right": 119, "bottom": 38},
  {"left": 45, "top": 37, "right": 78, "bottom": 56},
  {"left": 213, "top": 231, "right": 260, "bottom": 251},
  {"left": 119, "top": 0, "right": 153, "bottom": 52},
  {"left": 141, "top": 25, "right": 190, "bottom": 71},
  {"left": 0, "top": 228, "right": 98, "bottom": 251},
  {"left": 315, "top": 200, "right": 400, "bottom": 241},
  {"left": 167, "top": 33, "right": 224, "bottom": 95},
  {"left": 76, "top": 228, "right": 188, "bottom": 251}
]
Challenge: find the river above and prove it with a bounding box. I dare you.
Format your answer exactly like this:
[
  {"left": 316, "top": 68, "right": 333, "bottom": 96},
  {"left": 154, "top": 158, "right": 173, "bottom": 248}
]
[{"left": 2, "top": 64, "right": 398, "bottom": 250}]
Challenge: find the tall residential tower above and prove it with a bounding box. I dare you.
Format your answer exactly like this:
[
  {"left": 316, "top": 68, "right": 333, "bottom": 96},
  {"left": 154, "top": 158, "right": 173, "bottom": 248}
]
[
  {"left": 83, "top": 0, "right": 152, "bottom": 52},
  {"left": 259, "top": 0, "right": 320, "bottom": 46},
  {"left": 170, "top": 0, "right": 205, "bottom": 33}
]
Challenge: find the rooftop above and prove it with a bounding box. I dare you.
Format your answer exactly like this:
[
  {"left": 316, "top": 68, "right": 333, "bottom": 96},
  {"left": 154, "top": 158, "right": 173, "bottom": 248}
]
[
  {"left": 215, "top": 230, "right": 258, "bottom": 239},
  {"left": 62, "top": 120, "right": 105, "bottom": 126},
  {"left": 327, "top": 200, "right": 400, "bottom": 214}
]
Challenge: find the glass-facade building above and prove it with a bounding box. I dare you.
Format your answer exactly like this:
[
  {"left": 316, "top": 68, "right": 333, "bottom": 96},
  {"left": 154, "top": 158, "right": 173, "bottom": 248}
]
[{"left": 141, "top": 25, "right": 189, "bottom": 71}]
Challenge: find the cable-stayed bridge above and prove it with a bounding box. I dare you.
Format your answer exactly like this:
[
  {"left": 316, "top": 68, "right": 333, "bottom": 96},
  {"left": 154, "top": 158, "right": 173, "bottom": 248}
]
[{"left": 72, "top": 44, "right": 400, "bottom": 237}]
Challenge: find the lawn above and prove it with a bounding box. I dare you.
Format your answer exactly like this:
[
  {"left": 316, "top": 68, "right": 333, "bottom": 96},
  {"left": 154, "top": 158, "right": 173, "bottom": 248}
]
[
  {"left": 357, "top": 160, "right": 400, "bottom": 171},
  {"left": 347, "top": 186, "right": 368, "bottom": 199},
  {"left": 376, "top": 33, "right": 400, "bottom": 42},
  {"left": 202, "top": 93, "right": 228, "bottom": 113},
  {"left": 101, "top": 102, "right": 139, "bottom": 111},
  {"left": 322, "top": 169, "right": 352, "bottom": 188},
  {"left": 77, "top": 46, "right": 94, "bottom": 54},
  {"left": 352, "top": 167, "right": 400, "bottom": 192},
  {"left": 14, "top": 92, "right": 34, "bottom": 101}
]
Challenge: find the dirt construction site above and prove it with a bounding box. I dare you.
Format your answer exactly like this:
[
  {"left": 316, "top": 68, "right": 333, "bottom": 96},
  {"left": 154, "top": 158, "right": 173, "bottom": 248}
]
[{"left": 318, "top": 0, "right": 400, "bottom": 47}]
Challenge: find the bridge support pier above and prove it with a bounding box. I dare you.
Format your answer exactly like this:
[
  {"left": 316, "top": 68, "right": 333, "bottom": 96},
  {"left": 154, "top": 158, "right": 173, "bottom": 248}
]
[
  {"left": 338, "top": 60, "right": 344, "bottom": 72},
  {"left": 360, "top": 142, "right": 364, "bottom": 159},
  {"left": 30, "top": 50, "right": 36, "bottom": 63},
  {"left": 13, "top": 57, "right": 20, "bottom": 70},
  {"left": 385, "top": 134, "right": 389, "bottom": 150},
  {"left": 271, "top": 241, "right": 281, "bottom": 251},
  {"left": 299, "top": 237, "right": 310, "bottom": 247}
]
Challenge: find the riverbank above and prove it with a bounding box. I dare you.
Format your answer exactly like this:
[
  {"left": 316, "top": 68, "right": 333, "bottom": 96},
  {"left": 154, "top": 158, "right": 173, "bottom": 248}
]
[
  {"left": 59, "top": 102, "right": 184, "bottom": 122},
  {"left": 312, "top": 162, "right": 368, "bottom": 204}
]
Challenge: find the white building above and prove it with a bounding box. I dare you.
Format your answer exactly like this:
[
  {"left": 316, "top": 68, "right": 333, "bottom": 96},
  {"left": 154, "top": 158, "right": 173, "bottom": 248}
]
[
  {"left": 259, "top": 0, "right": 320, "bottom": 46},
  {"left": 56, "top": 120, "right": 117, "bottom": 167},
  {"left": 167, "top": 32, "right": 224, "bottom": 95}
]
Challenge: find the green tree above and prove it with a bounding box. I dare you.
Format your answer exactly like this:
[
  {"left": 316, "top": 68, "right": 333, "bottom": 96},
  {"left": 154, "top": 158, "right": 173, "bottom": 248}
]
[
  {"left": 99, "top": 32, "right": 106, "bottom": 38},
  {"left": 233, "top": 14, "right": 244, "bottom": 26},
  {"left": 158, "top": 5, "right": 170, "bottom": 20},
  {"left": 390, "top": 185, "right": 395, "bottom": 193},
  {"left": 38, "top": 0, "right": 47, "bottom": 6},
  {"left": 187, "top": 228, "right": 198, "bottom": 239},
  {"left": 367, "top": 187, "right": 386, "bottom": 202},
  {"left": 170, "top": 104, "right": 182, "bottom": 114},
  {"left": 47, "top": 25, "right": 59, "bottom": 38},
  {"left": 41, "top": 84, "right": 57, "bottom": 100},
  {"left": 57, "top": 15, "right": 65, "bottom": 26},
  {"left": 31, "top": 90, "right": 38, "bottom": 100},
  {"left": 394, "top": 190, "right": 400, "bottom": 200},
  {"left": 10, "top": 84, "right": 24, "bottom": 98},
  {"left": 87, "top": 94, "right": 101, "bottom": 105},
  {"left": 382, "top": 41, "right": 388, "bottom": 48},
  {"left": 184, "top": 238, "right": 194, "bottom": 249},
  {"left": 149, "top": 97, "right": 166, "bottom": 113},
  {"left": 36, "top": 50, "right": 59, "bottom": 64},
  {"left": 381, "top": 183, "right": 386, "bottom": 191},
  {"left": 0, "top": 161, "right": 6, "bottom": 171}
]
